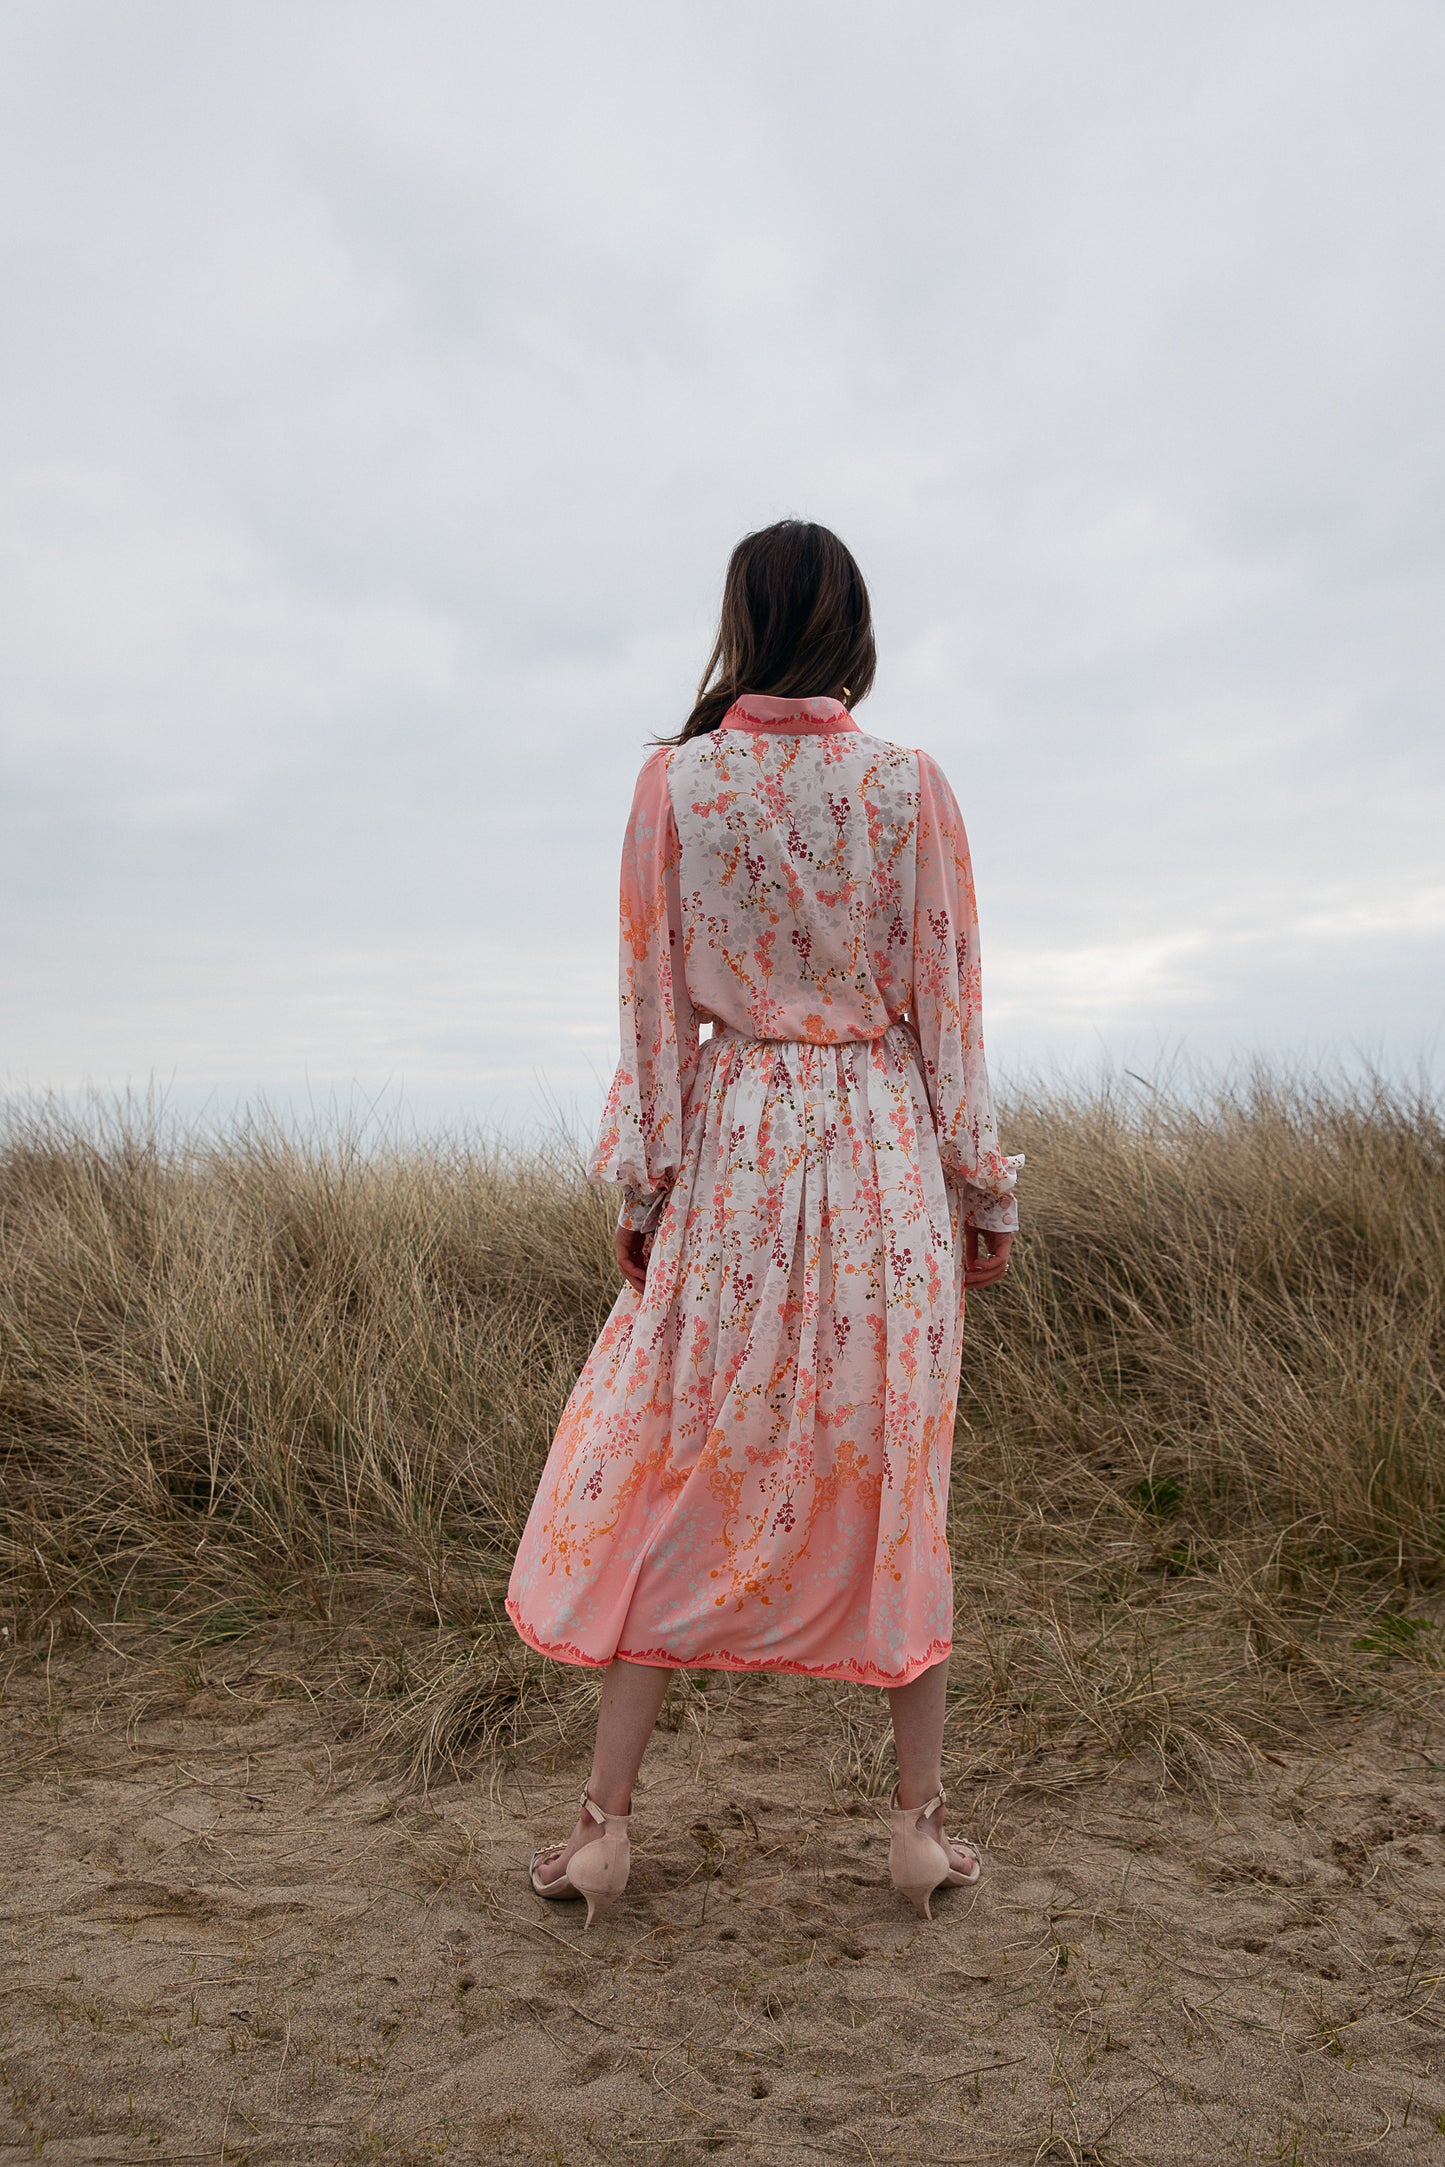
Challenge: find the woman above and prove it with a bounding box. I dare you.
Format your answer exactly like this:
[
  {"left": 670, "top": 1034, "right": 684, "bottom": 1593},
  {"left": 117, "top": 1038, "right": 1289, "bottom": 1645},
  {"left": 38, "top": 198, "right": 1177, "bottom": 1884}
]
[{"left": 507, "top": 520, "right": 1020, "bottom": 1925}]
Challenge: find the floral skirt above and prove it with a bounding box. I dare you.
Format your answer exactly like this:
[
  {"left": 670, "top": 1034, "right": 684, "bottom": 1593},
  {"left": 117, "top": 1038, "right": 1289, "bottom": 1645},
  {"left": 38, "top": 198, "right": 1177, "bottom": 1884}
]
[{"left": 506, "top": 1023, "right": 966, "bottom": 1688}]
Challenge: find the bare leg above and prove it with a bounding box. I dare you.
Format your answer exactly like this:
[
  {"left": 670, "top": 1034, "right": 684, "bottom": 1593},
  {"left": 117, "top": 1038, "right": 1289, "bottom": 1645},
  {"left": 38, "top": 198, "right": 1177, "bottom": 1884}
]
[
  {"left": 533, "top": 1657, "right": 673, "bottom": 1886},
  {"left": 887, "top": 1655, "right": 974, "bottom": 1873}
]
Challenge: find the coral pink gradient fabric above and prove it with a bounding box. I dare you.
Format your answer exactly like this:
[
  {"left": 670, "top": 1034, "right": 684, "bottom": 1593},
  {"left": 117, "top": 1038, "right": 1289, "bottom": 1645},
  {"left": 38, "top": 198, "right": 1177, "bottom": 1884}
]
[{"left": 506, "top": 697, "right": 1020, "bottom": 1686}]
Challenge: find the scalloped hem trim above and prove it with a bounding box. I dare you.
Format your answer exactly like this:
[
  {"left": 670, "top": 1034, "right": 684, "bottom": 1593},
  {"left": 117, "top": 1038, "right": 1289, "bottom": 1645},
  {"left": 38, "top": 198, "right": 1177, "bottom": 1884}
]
[{"left": 506, "top": 1600, "right": 951, "bottom": 1690}]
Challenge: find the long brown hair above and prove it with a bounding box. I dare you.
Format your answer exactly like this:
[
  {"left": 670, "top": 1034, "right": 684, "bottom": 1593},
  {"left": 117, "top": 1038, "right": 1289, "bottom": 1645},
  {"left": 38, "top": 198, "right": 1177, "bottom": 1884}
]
[{"left": 667, "top": 521, "right": 877, "bottom": 745}]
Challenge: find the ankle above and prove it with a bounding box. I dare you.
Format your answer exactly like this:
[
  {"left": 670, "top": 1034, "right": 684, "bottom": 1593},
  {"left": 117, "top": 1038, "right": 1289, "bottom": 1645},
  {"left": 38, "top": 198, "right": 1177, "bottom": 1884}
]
[
  {"left": 583, "top": 1784, "right": 632, "bottom": 1820},
  {"left": 895, "top": 1781, "right": 943, "bottom": 1813}
]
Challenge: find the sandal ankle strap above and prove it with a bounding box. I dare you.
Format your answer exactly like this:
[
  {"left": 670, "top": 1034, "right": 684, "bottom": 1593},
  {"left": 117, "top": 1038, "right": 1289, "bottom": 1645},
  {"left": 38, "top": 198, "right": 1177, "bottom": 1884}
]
[
  {"left": 580, "top": 1790, "right": 631, "bottom": 1826},
  {"left": 887, "top": 1782, "right": 947, "bottom": 1818}
]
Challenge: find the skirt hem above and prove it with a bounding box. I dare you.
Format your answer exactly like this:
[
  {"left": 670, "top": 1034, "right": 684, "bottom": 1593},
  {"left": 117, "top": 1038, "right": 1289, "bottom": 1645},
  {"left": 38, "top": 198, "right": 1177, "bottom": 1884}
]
[{"left": 506, "top": 1599, "right": 951, "bottom": 1690}]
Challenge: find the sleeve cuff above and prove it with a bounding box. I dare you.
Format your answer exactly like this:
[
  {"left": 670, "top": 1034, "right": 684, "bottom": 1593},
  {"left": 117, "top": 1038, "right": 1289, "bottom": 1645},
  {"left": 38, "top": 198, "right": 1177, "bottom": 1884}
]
[
  {"left": 617, "top": 1186, "right": 670, "bottom": 1234},
  {"left": 960, "top": 1191, "right": 1019, "bottom": 1234},
  {"left": 953, "top": 1152, "right": 1024, "bottom": 1235}
]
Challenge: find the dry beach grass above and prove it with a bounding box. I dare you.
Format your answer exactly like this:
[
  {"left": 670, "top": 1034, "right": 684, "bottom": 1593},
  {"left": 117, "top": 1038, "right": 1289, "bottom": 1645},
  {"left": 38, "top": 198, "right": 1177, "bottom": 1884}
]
[{"left": 1, "top": 1077, "right": 1443, "bottom": 2162}]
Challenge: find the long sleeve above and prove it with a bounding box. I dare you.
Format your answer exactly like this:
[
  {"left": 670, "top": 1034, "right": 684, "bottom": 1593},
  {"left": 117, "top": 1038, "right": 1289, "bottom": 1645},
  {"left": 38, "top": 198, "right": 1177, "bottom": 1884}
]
[
  {"left": 910, "top": 751, "right": 1022, "bottom": 1233},
  {"left": 588, "top": 748, "right": 700, "bottom": 1233}
]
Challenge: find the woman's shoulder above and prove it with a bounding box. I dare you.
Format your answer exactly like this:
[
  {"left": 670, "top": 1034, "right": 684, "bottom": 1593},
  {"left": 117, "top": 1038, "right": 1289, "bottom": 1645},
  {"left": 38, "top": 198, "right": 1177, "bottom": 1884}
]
[
  {"left": 620, "top": 746, "right": 677, "bottom": 824},
  {"left": 905, "top": 742, "right": 962, "bottom": 803},
  {"left": 853, "top": 735, "right": 964, "bottom": 822},
  {"left": 852, "top": 725, "right": 922, "bottom": 762},
  {"left": 846, "top": 726, "right": 952, "bottom": 795}
]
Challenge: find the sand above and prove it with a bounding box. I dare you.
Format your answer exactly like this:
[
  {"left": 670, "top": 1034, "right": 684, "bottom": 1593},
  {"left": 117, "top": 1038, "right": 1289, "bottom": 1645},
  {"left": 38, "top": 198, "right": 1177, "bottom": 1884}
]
[{"left": 2, "top": 1631, "right": 1443, "bottom": 2165}]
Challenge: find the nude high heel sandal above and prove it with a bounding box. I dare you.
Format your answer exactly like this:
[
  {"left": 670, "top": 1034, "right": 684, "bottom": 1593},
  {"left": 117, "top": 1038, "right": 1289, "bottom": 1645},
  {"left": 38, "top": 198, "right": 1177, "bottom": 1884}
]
[
  {"left": 887, "top": 1783, "right": 982, "bottom": 1920},
  {"left": 528, "top": 1792, "right": 631, "bottom": 1928}
]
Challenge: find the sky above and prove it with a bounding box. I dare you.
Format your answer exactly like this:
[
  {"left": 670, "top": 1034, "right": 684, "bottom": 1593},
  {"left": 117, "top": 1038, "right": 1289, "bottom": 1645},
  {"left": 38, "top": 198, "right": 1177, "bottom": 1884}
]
[{"left": 3, "top": 0, "right": 1443, "bottom": 1139}]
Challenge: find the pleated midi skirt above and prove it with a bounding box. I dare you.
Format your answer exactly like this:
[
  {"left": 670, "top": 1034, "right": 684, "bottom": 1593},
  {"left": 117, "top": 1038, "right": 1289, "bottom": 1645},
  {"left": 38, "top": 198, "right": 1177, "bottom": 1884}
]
[{"left": 506, "top": 1022, "right": 966, "bottom": 1688}]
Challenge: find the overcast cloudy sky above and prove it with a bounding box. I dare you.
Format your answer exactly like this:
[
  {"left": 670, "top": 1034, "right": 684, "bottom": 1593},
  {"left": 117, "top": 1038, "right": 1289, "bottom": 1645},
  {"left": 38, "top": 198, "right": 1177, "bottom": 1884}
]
[{"left": 3, "top": 1, "right": 1442, "bottom": 1135}]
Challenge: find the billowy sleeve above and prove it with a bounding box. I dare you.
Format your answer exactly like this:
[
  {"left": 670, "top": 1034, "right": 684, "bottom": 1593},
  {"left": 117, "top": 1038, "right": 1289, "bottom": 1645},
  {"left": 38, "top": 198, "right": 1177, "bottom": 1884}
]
[
  {"left": 588, "top": 748, "right": 700, "bottom": 1233},
  {"left": 910, "top": 751, "right": 1022, "bottom": 1234}
]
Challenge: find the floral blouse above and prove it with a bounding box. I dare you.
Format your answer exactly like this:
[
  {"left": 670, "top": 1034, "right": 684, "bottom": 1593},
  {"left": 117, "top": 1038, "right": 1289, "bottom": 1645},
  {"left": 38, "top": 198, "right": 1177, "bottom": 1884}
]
[{"left": 590, "top": 695, "right": 1021, "bottom": 1236}]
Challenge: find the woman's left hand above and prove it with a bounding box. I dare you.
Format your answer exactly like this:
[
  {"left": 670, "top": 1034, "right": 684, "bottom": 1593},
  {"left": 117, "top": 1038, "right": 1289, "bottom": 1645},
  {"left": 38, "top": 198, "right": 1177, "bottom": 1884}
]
[
  {"left": 963, "top": 1226, "right": 1013, "bottom": 1287},
  {"left": 616, "top": 1227, "right": 654, "bottom": 1293}
]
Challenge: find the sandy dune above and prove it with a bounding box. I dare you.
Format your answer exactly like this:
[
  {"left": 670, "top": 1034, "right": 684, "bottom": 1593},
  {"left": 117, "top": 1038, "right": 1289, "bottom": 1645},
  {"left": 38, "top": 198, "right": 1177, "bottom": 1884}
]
[{"left": 2, "top": 1636, "right": 1443, "bottom": 2165}]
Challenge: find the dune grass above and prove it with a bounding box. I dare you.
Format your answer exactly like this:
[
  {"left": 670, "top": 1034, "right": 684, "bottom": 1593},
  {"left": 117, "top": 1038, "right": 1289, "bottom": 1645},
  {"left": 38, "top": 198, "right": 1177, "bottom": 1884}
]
[{"left": 1, "top": 1075, "right": 1441, "bottom": 1788}]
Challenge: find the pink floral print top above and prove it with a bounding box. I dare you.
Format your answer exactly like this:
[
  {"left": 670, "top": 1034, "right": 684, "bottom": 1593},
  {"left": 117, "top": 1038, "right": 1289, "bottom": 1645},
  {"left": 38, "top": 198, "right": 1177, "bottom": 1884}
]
[{"left": 590, "top": 695, "right": 1021, "bottom": 1236}]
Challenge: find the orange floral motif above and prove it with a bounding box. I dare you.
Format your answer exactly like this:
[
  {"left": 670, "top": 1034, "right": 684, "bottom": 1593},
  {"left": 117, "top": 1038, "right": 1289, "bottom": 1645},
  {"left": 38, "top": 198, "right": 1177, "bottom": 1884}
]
[{"left": 507, "top": 695, "right": 1021, "bottom": 1688}]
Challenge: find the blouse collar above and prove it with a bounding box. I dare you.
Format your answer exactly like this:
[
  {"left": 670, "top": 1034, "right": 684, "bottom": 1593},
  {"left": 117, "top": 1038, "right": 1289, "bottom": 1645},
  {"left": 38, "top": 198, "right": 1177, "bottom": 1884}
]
[{"left": 720, "top": 694, "right": 859, "bottom": 735}]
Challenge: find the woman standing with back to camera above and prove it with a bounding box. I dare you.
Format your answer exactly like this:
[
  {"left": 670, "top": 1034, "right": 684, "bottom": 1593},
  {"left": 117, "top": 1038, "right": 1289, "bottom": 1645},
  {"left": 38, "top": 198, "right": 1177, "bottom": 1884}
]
[{"left": 507, "top": 521, "right": 1020, "bottom": 1925}]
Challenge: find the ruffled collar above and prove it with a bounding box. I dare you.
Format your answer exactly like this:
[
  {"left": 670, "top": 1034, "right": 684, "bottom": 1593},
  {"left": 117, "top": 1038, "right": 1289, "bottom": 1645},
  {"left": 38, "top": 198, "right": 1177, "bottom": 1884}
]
[{"left": 720, "top": 694, "right": 859, "bottom": 735}]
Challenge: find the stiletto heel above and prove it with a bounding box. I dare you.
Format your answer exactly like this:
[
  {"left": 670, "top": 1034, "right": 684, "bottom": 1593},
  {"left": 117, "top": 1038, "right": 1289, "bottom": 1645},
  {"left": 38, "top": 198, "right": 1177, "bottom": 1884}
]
[
  {"left": 886, "top": 1783, "right": 982, "bottom": 1919},
  {"left": 528, "top": 1791, "right": 631, "bottom": 1928}
]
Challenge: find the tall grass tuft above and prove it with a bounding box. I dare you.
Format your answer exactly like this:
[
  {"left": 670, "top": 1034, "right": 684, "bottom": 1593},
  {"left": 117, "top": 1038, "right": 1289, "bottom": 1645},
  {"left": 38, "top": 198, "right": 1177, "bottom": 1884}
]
[
  {"left": 1, "top": 1075, "right": 1441, "bottom": 1782},
  {"left": 964, "top": 1070, "right": 1445, "bottom": 1582},
  {"left": 0, "top": 1098, "right": 617, "bottom": 1628}
]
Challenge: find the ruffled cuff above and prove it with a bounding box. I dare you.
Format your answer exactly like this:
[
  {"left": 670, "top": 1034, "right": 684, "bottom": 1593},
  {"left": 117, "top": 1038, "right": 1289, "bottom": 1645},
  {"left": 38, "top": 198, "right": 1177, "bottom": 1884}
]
[
  {"left": 617, "top": 1185, "right": 670, "bottom": 1235},
  {"left": 960, "top": 1190, "right": 1018, "bottom": 1235},
  {"left": 955, "top": 1152, "right": 1024, "bottom": 1235}
]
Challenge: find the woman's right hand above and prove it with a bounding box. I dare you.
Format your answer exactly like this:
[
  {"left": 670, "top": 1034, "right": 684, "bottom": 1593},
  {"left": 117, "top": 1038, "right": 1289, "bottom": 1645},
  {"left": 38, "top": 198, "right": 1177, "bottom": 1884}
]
[
  {"left": 615, "top": 1227, "right": 653, "bottom": 1294},
  {"left": 963, "top": 1225, "right": 1013, "bottom": 1287}
]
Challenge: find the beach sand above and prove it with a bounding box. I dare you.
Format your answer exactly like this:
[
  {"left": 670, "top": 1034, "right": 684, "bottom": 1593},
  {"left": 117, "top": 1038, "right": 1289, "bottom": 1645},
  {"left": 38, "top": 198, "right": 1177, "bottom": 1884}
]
[{"left": 2, "top": 1633, "right": 1442, "bottom": 2165}]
